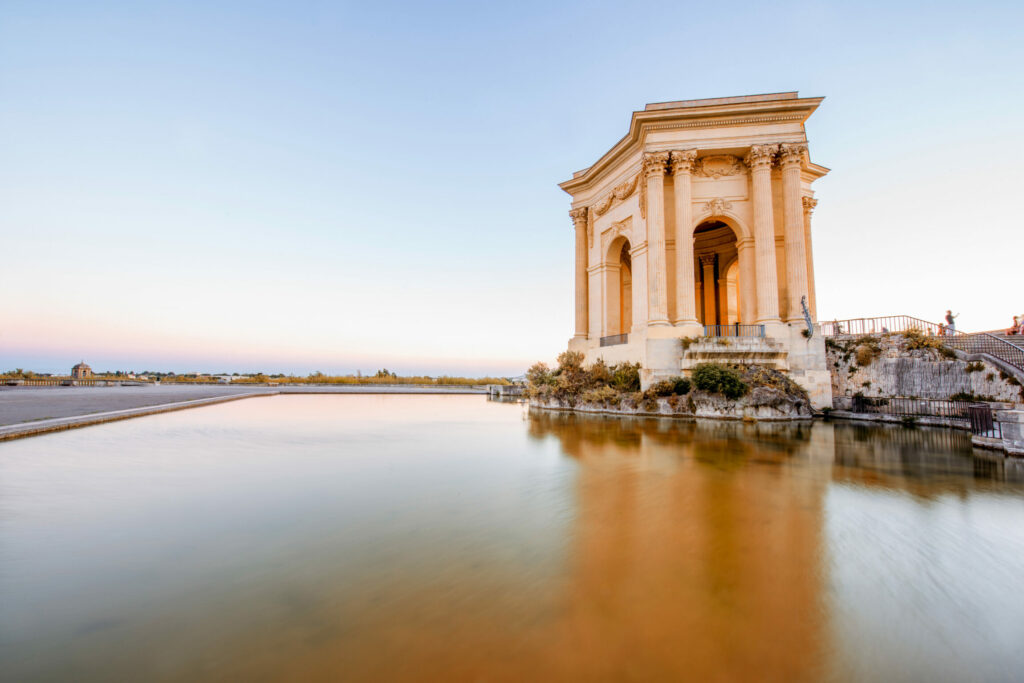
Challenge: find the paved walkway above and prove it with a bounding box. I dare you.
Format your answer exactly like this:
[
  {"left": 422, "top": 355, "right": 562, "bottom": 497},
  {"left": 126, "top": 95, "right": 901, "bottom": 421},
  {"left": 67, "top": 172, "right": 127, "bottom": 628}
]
[{"left": 0, "top": 384, "right": 487, "bottom": 438}]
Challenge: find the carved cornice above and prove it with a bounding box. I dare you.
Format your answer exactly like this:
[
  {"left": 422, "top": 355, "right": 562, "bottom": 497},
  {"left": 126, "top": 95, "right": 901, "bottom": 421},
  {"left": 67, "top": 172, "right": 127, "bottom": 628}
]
[
  {"left": 692, "top": 154, "right": 745, "bottom": 178},
  {"left": 642, "top": 151, "right": 670, "bottom": 179},
  {"left": 744, "top": 144, "right": 778, "bottom": 170},
  {"left": 802, "top": 196, "right": 818, "bottom": 214},
  {"left": 778, "top": 143, "right": 807, "bottom": 168},
  {"left": 701, "top": 198, "right": 733, "bottom": 215},
  {"left": 592, "top": 174, "right": 640, "bottom": 216},
  {"left": 670, "top": 149, "right": 698, "bottom": 175},
  {"left": 569, "top": 207, "right": 588, "bottom": 227}
]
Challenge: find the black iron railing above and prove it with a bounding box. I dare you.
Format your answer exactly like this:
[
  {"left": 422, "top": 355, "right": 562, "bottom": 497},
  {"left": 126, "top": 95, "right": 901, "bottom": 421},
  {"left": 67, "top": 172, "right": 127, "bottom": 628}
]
[
  {"left": 600, "top": 334, "right": 629, "bottom": 347},
  {"left": 703, "top": 324, "right": 765, "bottom": 338},
  {"left": 968, "top": 403, "right": 1002, "bottom": 438},
  {"left": 847, "top": 396, "right": 972, "bottom": 422}
]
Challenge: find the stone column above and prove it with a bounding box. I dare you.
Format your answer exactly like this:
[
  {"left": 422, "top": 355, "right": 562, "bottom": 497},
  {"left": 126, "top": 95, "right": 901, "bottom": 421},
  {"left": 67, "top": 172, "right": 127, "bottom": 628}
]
[
  {"left": 700, "top": 253, "right": 717, "bottom": 328},
  {"left": 802, "top": 196, "right": 818, "bottom": 320},
  {"left": 738, "top": 239, "right": 757, "bottom": 324},
  {"left": 569, "top": 208, "right": 589, "bottom": 340},
  {"left": 642, "top": 152, "right": 671, "bottom": 326},
  {"left": 670, "top": 150, "right": 698, "bottom": 325},
  {"left": 780, "top": 143, "right": 809, "bottom": 321},
  {"left": 744, "top": 144, "right": 781, "bottom": 323}
]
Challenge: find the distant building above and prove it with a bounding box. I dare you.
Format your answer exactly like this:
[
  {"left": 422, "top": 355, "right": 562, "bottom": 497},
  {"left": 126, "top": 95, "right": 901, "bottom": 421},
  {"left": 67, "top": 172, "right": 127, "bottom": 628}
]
[{"left": 71, "top": 361, "right": 92, "bottom": 379}]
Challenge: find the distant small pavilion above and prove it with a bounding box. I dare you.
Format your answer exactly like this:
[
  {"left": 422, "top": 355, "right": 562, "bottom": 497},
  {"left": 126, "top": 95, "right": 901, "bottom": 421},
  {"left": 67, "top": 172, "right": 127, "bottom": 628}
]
[{"left": 71, "top": 361, "right": 93, "bottom": 379}]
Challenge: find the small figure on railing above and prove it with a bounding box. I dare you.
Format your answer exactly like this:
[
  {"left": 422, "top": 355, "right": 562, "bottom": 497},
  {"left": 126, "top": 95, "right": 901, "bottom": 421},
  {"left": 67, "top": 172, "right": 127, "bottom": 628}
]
[{"left": 944, "top": 310, "right": 959, "bottom": 335}]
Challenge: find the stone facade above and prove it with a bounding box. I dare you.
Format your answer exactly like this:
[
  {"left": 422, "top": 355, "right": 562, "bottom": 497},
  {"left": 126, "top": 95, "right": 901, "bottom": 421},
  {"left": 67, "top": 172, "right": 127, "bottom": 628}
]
[{"left": 560, "top": 92, "right": 831, "bottom": 408}]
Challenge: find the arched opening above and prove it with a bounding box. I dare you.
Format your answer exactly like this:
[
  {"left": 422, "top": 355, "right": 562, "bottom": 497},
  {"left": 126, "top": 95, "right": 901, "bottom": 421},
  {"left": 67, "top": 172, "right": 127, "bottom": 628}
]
[
  {"left": 693, "top": 220, "right": 740, "bottom": 327},
  {"left": 604, "top": 238, "right": 632, "bottom": 338}
]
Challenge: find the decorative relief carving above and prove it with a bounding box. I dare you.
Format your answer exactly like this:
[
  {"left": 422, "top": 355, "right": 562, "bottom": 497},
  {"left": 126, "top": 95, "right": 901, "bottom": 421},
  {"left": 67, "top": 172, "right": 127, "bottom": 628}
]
[
  {"left": 802, "top": 196, "right": 818, "bottom": 214},
  {"left": 692, "top": 154, "right": 744, "bottom": 178},
  {"left": 569, "top": 207, "right": 587, "bottom": 226},
  {"left": 641, "top": 151, "right": 670, "bottom": 178},
  {"left": 670, "top": 149, "right": 698, "bottom": 175},
  {"left": 600, "top": 216, "right": 633, "bottom": 254},
  {"left": 592, "top": 174, "right": 639, "bottom": 216},
  {"left": 701, "top": 198, "right": 733, "bottom": 215},
  {"left": 698, "top": 253, "right": 718, "bottom": 267},
  {"left": 778, "top": 143, "right": 807, "bottom": 168},
  {"left": 744, "top": 144, "right": 778, "bottom": 170}
]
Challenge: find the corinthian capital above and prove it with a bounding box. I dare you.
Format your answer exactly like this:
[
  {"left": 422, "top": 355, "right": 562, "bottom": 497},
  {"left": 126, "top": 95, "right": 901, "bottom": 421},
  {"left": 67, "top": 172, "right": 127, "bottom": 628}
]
[
  {"left": 642, "top": 151, "right": 670, "bottom": 178},
  {"left": 779, "top": 143, "right": 808, "bottom": 168},
  {"left": 801, "top": 196, "right": 818, "bottom": 214},
  {"left": 569, "top": 207, "right": 588, "bottom": 227},
  {"left": 670, "top": 149, "right": 698, "bottom": 175},
  {"left": 744, "top": 144, "right": 777, "bottom": 170}
]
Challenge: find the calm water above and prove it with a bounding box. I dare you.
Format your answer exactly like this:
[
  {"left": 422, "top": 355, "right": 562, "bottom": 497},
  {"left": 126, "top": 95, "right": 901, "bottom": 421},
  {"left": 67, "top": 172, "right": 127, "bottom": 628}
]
[{"left": 2, "top": 395, "right": 1024, "bottom": 682}]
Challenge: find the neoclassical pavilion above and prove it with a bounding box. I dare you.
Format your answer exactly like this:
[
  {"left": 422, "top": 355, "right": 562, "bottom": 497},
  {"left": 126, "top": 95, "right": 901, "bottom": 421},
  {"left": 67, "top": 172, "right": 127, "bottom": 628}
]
[{"left": 561, "top": 92, "right": 831, "bottom": 406}]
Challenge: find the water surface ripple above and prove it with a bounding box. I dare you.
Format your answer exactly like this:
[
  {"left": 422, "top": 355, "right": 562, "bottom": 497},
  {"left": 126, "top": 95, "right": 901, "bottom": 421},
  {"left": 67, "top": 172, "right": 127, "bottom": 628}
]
[{"left": 1, "top": 395, "right": 1023, "bottom": 681}]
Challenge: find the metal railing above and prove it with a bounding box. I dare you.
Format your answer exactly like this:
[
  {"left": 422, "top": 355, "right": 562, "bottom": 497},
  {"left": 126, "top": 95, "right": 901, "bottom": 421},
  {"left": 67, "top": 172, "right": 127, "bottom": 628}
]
[
  {"left": 946, "top": 333, "right": 1024, "bottom": 374},
  {"left": 846, "top": 395, "right": 972, "bottom": 422},
  {"left": 968, "top": 403, "right": 1002, "bottom": 439},
  {"left": 703, "top": 324, "right": 765, "bottom": 338},
  {"left": 821, "top": 315, "right": 953, "bottom": 337},
  {"left": 600, "top": 334, "right": 629, "bottom": 347}
]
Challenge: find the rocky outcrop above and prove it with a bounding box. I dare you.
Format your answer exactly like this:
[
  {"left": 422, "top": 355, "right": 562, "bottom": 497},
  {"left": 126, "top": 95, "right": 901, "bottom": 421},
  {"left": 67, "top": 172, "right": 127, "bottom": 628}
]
[
  {"left": 530, "top": 364, "right": 813, "bottom": 421},
  {"left": 827, "top": 334, "right": 1023, "bottom": 403}
]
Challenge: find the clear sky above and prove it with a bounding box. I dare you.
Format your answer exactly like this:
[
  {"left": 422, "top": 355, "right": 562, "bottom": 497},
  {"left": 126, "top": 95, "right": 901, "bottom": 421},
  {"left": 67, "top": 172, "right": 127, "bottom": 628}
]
[{"left": 2, "top": 0, "right": 1022, "bottom": 376}]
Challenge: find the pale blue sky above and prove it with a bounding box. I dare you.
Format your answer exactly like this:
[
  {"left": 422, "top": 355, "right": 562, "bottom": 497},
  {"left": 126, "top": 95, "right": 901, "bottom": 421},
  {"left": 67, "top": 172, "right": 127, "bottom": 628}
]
[{"left": 2, "top": 1, "right": 1022, "bottom": 375}]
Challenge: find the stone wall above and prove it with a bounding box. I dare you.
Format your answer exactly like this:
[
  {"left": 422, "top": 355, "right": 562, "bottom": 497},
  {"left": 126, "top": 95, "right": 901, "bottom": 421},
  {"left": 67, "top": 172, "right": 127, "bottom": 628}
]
[{"left": 827, "top": 334, "right": 1023, "bottom": 403}]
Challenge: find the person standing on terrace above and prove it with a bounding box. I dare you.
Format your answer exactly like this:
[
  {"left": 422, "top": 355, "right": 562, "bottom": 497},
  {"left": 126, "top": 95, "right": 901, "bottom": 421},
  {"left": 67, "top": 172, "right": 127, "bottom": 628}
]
[{"left": 944, "top": 310, "right": 959, "bottom": 335}]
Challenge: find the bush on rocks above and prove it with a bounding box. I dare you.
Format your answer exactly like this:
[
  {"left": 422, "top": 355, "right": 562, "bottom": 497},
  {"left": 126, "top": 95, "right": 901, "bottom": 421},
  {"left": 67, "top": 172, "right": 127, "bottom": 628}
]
[{"left": 691, "top": 363, "right": 749, "bottom": 399}]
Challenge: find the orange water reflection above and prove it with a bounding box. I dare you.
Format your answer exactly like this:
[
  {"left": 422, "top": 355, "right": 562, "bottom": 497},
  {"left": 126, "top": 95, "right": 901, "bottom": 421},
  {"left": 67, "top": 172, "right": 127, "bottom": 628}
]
[{"left": 1, "top": 396, "right": 1022, "bottom": 681}]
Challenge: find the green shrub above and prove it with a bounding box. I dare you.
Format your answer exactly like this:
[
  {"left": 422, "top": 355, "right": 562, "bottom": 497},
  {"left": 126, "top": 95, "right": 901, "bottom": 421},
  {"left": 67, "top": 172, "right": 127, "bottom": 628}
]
[
  {"left": 691, "top": 363, "right": 749, "bottom": 400},
  {"left": 679, "top": 337, "right": 700, "bottom": 351},
  {"left": 855, "top": 344, "right": 878, "bottom": 366},
  {"left": 965, "top": 361, "right": 984, "bottom": 373},
  {"left": 610, "top": 362, "right": 641, "bottom": 393},
  {"left": 644, "top": 380, "right": 676, "bottom": 399},
  {"left": 672, "top": 377, "right": 691, "bottom": 395},
  {"left": 582, "top": 386, "right": 619, "bottom": 406}
]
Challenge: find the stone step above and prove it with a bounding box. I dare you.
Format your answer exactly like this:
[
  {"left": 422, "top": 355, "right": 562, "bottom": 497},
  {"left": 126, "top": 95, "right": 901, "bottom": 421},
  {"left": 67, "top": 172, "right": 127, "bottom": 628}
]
[{"left": 680, "top": 338, "right": 789, "bottom": 371}]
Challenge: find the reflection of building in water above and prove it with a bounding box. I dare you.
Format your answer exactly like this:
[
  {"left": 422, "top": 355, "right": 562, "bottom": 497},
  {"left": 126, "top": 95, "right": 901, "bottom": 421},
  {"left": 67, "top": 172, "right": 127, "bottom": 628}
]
[
  {"left": 830, "top": 422, "right": 1024, "bottom": 488},
  {"left": 528, "top": 411, "right": 830, "bottom": 680}
]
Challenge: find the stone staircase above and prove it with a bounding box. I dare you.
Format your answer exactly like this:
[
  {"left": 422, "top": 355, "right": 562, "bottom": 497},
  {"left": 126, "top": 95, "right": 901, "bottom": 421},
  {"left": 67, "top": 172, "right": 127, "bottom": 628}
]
[
  {"left": 824, "top": 315, "right": 1024, "bottom": 384},
  {"left": 680, "top": 337, "right": 789, "bottom": 372}
]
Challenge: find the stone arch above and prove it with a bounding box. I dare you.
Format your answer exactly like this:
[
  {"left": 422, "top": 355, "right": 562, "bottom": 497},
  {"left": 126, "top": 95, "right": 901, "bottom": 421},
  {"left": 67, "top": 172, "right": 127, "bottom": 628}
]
[
  {"left": 693, "top": 219, "right": 742, "bottom": 326},
  {"left": 604, "top": 235, "right": 632, "bottom": 337},
  {"left": 690, "top": 208, "right": 752, "bottom": 243}
]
